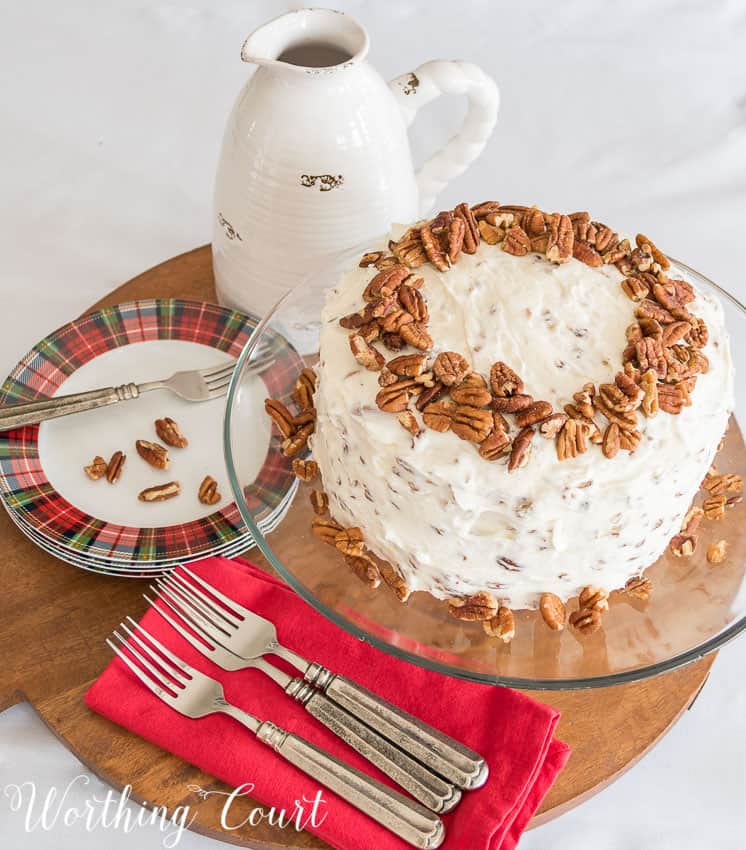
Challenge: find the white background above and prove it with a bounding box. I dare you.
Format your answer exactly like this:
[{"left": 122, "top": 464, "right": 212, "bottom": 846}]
[{"left": 1, "top": 1, "right": 745, "bottom": 848}]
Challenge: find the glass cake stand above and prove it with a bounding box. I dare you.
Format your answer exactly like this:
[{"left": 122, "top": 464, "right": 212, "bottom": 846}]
[{"left": 224, "top": 252, "right": 746, "bottom": 689}]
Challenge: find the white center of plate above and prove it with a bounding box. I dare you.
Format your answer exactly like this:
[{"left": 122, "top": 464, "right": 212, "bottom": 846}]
[{"left": 38, "top": 339, "right": 270, "bottom": 527}]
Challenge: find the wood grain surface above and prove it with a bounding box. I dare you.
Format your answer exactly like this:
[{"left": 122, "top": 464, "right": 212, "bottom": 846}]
[{"left": 0, "top": 244, "right": 716, "bottom": 848}]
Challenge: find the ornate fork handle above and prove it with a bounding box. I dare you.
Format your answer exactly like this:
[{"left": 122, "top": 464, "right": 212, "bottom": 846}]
[
  {"left": 256, "top": 720, "right": 445, "bottom": 849},
  {"left": 304, "top": 666, "right": 488, "bottom": 790},
  {"left": 0, "top": 384, "right": 140, "bottom": 430}
]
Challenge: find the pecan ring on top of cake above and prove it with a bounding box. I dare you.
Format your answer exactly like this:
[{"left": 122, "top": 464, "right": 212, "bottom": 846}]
[{"left": 265, "top": 202, "right": 740, "bottom": 639}]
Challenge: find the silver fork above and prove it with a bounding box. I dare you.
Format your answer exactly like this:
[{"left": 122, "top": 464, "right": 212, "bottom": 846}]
[
  {"left": 145, "top": 566, "right": 488, "bottom": 791},
  {"left": 108, "top": 620, "right": 444, "bottom": 850},
  {"left": 0, "top": 350, "right": 274, "bottom": 431},
  {"left": 146, "top": 575, "right": 461, "bottom": 813}
]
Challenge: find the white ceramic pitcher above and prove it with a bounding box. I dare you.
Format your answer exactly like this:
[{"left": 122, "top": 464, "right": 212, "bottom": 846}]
[{"left": 213, "top": 8, "right": 499, "bottom": 316}]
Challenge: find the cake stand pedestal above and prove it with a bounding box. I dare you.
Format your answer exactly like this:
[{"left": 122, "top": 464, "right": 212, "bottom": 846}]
[{"left": 0, "top": 245, "right": 716, "bottom": 847}]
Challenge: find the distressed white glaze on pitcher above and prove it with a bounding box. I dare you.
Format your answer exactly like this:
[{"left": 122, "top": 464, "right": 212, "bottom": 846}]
[{"left": 213, "top": 8, "right": 499, "bottom": 316}]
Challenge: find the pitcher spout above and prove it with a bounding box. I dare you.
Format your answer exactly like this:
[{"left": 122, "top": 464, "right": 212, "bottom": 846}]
[{"left": 240, "top": 8, "right": 369, "bottom": 72}]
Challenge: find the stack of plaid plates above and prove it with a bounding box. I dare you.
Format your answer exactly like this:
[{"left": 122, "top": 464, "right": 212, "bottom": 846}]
[{"left": 0, "top": 299, "right": 298, "bottom": 576}]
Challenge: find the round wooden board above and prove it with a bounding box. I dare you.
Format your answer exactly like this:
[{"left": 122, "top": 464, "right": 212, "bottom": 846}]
[{"left": 0, "top": 244, "right": 716, "bottom": 848}]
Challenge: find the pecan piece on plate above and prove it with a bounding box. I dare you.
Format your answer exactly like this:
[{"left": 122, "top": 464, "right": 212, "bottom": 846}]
[
  {"left": 707, "top": 540, "right": 728, "bottom": 565},
  {"left": 136, "top": 439, "right": 169, "bottom": 470},
  {"left": 490, "top": 361, "right": 524, "bottom": 397},
  {"left": 292, "top": 368, "right": 317, "bottom": 411},
  {"left": 579, "top": 585, "right": 609, "bottom": 612},
  {"left": 482, "top": 606, "right": 516, "bottom": 642},
  {"left": 349, "top": 333, "right": 385, "bottom": 371},
  {"left": 433, "top": 351, "right": 470, "bottom": 387},
  {"left": 376, "top": 378, "right": 418, "bottom": 413},
  {"left": 422, "top": 399, "right": 457, "bottom": 432},
  {"left": 84, "top": 455, "right": 107, "bottom": 480},
  {"left": 265, "top": 398, "right": 296, "bottom": 438},
  {"left": 546, "top": 213, "right": 573, "bottom": 263},
  {"left": 508, "top": 426, "right": 534, "bottom": 472},
  {"left": 335, "top": 527, "right": 365, "bottom": 558},
  {"left": 625, "top": 576, "right": 652, "bottom": 600},
  {"left": 292, "top": 458, "right": 318, "bottom": 482},
  {"left": 539, "top": 592, "right": 566, "bottom": 631},
  {"left": 155, "top": 416, "right": 188, "bottom": 448},
  {"left": 311, "top": 516, "right": 343, "bottom": 545},
  {"left": 569, "top": 607, "right": 602, "bottom": 635},
  {"left": 309, "top": 489, "right": 329, "bottom": 515},
  {"left": 670, "top": 533, "right": 697, "bottom": 557},
  {"left": 281, "top": 422, "right": 314, "bottom": 457},
  {"left": 400, "top": 322, "right": 433, "bottom": 351},
  {"left": 345, "top": 554, "right": 382, "bottom": 589},
  {"left": 451, "top": 405, "right": 493, "bottom": 443},
  {"left": 703, "top": 494, "right": 727, "bottom": 520},
  {"left": 139, "top": 481, "right": 180, "bottom": 502},
  {"left": 198, "top": 475, "right": 221, "bottom": 506},
  {"left": 502, "top": 225, "right": 531, "bottom": 256},
  {"left": 447, "top": 591, "right": 498, "bottom": 622},
  {"left": 379, "top": 562, "right": 411, "bottom": 602},
  {"left": 703, "top": 473, "right": 744, "bottom": 496},
  {"left": 450, "top": 373, "right": 491, "bottom": 407},
  {"left": 106, "top": 450, "right": 126, "bottom": 483},
  {"left": 515, "top": 400, "right": 552, "bottom": 428}
]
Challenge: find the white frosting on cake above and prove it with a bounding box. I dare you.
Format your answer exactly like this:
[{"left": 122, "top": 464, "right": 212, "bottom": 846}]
[{"left": 310, "top": 237, "right": 734, "bottom": 609}]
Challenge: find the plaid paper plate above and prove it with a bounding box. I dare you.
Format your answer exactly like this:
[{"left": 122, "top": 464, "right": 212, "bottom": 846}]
[{"left": 0, "top": 299, "right": 300, "bottom": 564}]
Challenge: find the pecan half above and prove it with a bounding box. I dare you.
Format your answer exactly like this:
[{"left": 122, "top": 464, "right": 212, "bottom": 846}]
[
  {"left": 349, "top": 333, "right": 385, "bottom": 371},
  {"left": 420, "top": 222, "right": 449, "bottom": 271},
  {"left": 538, "top": 412, "right": 568, "bottom": 438},
  {"left": 415, "top": 381, "right": 446, "bottom": 411},
  {"left": 618, "top": 428, "right": 641, "bottom": 452},
  {"left": 479, "top": 423, "right": 511, "bottom": 460},
  {"left": 625, "top": 576, "right": 652, "bottom": 600},
  {"left": 359, "top": 251, "right": 384, "bottom": 268},
  {"left": 598, "top": 382, "right": 640, "bottom": 414},
  {"left": 546, "top": 213, "right": 573, "bottom": 263},
  {"left": 450, "top": 373, "right": 491, "bottom": 406},
  {"left": 309, "top": 489, "right": 329, "bottom": 515},
  {"left": 681, "top": 505, "right": 704, "bottom": 535},
  {"left": 106, "top": 450, "right": 126, "bottom": 483},
  {"left": 292, "top": 458, "right": 318, "bottom": 481},
  {"left": 703, "top": 494, "right": 727, "bottom": 520},
  {"left": 293, "top": 368, "right": 317, "bottom": 410},
  {"left": 454, "top": 202, "right": 479, "bottom": 253},
  {"left": 657, "top": 383, "right": 684, "bottom": 415},
  {"left": 136, "top": 439, "right": 169, "bottom": 470},
  {"left": 702, "top": 473, "right": 743, "bottom": 496},
  {"left": 423, "top": 400, "right": 457, "bottom": 432},
  {"left": 602, "top": 423, "right": 620, "bottom": 459},
  {"left": 493, "top": 393, "right": 535, "bottom": 413},
  {"left": 380, "top": 308, "right": 413, "bottom": 334},
  {"left": 615, "top": 370, "right": 643, "bottom": 400},
  {"left": 508, "top": 426, "right": 534, "bottom": 472},
  {"left": 84, "top": 456, "right": 107, "bottom": 480},
  {"left": 345, "top": 553, "right": 382, "bottom": 588},
  {"left": 398, "top": 284, "right": 429, "bottom": 322},
  {"left": 433, "top": 351, "right": 470, "bottom": 387},
  {"left": 539, "top": 593, "right": 566, "bottom": 630},
  {"left": 265, "top": 398, "right": 296, "bottom": 439},
  {"left": 636, "top": 232, "right": 669, "bottom": 270},
  {"left": 569, "top": 607, "right": 602, "bottom": 635},
  {"left": 376, "top": 378, "right": 418, "bottom": 413},
  {"left": 400, "top": 322, "right": 433, "bottom": 351},
  {"left": 515, "top": 400, "right": 552, "bottom": 428},
  {"left": 523, "top": 207, "right": 546, "bottom": 238},
  {"left": 482, "top": 606, "right": 516, "bottom": 642},
  {"left": 556, "top": 419, "right": 588, "bottom": 461},
  {"left": 379, "top": 563, "right": 411, "bottom": 602},
  {"left": 670, "top": 533, "right": 697, "bottom": 557},
  {"left": 155, "top": 417, "right": 188, "bottom": 448},
  {"left": 707, "top": 540, "right": 728, "bottom": 564},
  {"left": 363, "top": 264, "right": 409, "bottom": 301},
  {"left": 451, "top": 405, "right": 493, "bottom": 443},
  {"left": 387, "top": 353, "right": 426, "bottom": 377},
  {"left": 198, "top": 475, "right": 221, "bottom": 506},
  {"left": 579, "top": 586, "right": 609, "bottom": 612},
  {"left": 621, "top": 275, "right": 651, "bottom": 301},
  {"left": 635, "top": 337, "right": 666, "bottom": 379},
  {"left": 635, "top": 299, "right": 675, "bottom": 325},
  {"left": 311, "top": 516, "right": 343, "bottom": 545},
  {"left": 398, "top": 410, "right": 423, "bottom": 437},
  {"left": 381, "top": 332, "right": 404, "bottom": 351},
  {"left": 572, "top": 241, "right": 602, "bottom": 267},
  {"left": 478, "top": 218, "right": 502, "bottom": 245},
  {"left": 661, "top": 321, "right": 692, "bottom": 348},
  {"left": 390, "top": 229, "right": 427, "bottom": 268},
  {"left": 447, "top": 216, "right": 465, "bottom": 262},
  {"left": 640, "top": 369, "right": 659, "bottom": 417},
  {"left": 139, "top": 481, "right": 180, "bottom": 502},
  {"left": 281, "top": 422, "right": 314, "bottom": 457},
  {"left": 447, "top": 591, "right": 498, "bottom": 621},
  {"left": 502, "top": 225, "right": 531, "bottom": 256},
  {"left": 490, "top": 361, "right": 524, "bottom": 397},
  {"left": 470, "top": 201, "right": 502, "bottom": 219}
]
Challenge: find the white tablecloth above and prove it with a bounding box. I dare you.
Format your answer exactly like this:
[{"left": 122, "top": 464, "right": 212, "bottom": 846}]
[{"left": 1, "top": 1, "right": 745, "bottom": 848}]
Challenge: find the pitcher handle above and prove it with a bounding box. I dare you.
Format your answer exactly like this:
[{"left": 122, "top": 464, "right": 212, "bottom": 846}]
[{"left": 389, "top": 61, "right": 499, "bottom": 217}]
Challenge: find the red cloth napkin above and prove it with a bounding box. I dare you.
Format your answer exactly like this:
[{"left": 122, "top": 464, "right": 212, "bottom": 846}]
[{"left": 86, "top": 557, "right": 570, "bottom": 849}]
